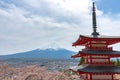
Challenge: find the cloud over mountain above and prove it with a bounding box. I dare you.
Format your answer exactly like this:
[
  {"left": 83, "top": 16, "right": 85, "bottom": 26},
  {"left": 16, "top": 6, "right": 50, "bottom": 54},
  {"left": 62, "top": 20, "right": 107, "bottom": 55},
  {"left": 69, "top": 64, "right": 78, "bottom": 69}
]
[{"left": 0, "top": 0, "right": 120, "bottom": 55}]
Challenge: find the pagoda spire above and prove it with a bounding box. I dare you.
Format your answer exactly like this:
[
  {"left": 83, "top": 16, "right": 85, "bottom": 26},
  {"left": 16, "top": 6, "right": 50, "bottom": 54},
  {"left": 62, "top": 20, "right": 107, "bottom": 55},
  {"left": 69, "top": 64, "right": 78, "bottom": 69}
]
[{"left": 91, "top": 2, "right": 99, "bottom": 37}]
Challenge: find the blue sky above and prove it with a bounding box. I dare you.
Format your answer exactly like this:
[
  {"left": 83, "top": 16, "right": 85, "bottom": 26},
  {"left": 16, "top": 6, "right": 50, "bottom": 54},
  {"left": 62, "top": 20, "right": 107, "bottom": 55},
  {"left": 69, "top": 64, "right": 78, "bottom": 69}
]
[
  {"left": 96, "top": 0, "right": 120, "bottom": 14},
  {"left": 0, "top": 0, "right": 120, "bottom": 55}
]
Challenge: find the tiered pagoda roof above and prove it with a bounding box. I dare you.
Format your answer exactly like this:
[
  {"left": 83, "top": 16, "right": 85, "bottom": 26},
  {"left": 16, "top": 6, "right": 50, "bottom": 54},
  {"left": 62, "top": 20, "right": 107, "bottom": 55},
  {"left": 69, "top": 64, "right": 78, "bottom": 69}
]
[
  {"left": 70, "top": 2, "right": 120, "bottom": 80},
  {"left": 71, "top": 50, "right": 120, "bottom": 58},
  {"left": 72, "top": 35, "right": 120, "bottom": 46},
  {"left": 78, "top": 65, "right": 120, "bottom": 74},
  {"left": 72, "top": 35, "right": 120, "bottom": 58}
]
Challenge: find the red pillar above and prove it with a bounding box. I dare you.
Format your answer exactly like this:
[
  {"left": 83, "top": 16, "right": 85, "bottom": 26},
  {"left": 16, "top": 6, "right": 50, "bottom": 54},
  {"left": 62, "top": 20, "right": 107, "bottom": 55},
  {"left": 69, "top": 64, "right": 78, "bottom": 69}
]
[
  {"left": 90, "top": 41, "right": 92, "bottom": 49},
  {"left": 86, "top": 74, "right": 88, "bottom": 79},
  {"left": 109, "top": 56, "right": 110, "bottom": 64},
  {"left": 87, "top": 56, "right": 88, "bottom": 64},
  {"left": 105, "top": 43, "right": 107, "bottom": 48},
  {"left": 90, "top": 74, "right": 92, "bottom": 80},
  {"left": 84, "top": 57, "right": 86, "bottom": 64},
  {"left": 90, "top": 56, "right": 92, "bottom": 64},
  {"left": 112, "top": 74, "right": 113, "bottom": 80}
]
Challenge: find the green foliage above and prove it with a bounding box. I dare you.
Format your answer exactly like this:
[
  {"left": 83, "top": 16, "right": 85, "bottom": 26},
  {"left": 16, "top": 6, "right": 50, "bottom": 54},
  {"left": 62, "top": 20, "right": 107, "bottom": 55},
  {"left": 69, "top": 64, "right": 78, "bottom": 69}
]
[
  {"left": 78, "top": 57, "right": 85, "bottom": 66},
  {"left": 111, "top": 59, "right": 120, "bottom": 67},
  {"left": 115, "top": 58, "right": 120, "bottom": 66}
]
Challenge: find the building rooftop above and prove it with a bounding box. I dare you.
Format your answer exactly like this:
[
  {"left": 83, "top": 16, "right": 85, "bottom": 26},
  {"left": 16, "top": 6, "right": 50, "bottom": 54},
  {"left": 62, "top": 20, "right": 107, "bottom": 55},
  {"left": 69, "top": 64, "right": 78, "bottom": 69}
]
[
  {"left": 82, "top": 35, "right": 120, "bottom": 38},
  {"left": 82, "top": 50, "right": 120, "bottom": 55},
  {"left": 72, "top": 35, "right": 120, "bottom": 46},
  {"left": 71, "top": 50, "right": 120, "bottom": 58},
  {"left": 78, "top": 65, "right": 120, "bottom": 74}
]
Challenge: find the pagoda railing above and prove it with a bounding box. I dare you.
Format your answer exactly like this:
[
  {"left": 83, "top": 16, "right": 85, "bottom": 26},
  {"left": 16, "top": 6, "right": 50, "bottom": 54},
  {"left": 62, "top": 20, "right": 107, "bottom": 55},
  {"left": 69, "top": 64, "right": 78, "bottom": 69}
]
[
  {"left": 83, "top": 47, "right": 112, "bottom": 51},
  {"left": 83, "top": 62, "right": 115, "bottom": 66}
]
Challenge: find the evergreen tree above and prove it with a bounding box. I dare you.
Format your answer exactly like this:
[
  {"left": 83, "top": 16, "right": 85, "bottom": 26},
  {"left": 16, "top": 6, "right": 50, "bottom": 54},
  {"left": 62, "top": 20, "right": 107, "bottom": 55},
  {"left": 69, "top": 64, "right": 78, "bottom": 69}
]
[
  {"left": 78, "top": 57, "right": 85, "bottom": 66},
  {"left": 116, "top": 58, "right": 120, "bottom": 66}
]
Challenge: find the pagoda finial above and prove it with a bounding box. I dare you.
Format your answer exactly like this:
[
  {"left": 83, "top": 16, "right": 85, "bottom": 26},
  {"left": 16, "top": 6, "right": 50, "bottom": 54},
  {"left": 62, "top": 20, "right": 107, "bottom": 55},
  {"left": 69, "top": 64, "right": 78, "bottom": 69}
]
[{"left": 91, "top": 2, "right": 99, "bottom": 37}]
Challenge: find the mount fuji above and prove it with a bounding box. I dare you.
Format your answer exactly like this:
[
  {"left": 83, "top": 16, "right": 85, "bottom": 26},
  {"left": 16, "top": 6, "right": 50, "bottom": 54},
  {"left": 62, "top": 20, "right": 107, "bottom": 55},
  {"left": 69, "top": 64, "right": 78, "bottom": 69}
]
[{"left": 0, "top": 48, "right": 76, "bottom": 60}]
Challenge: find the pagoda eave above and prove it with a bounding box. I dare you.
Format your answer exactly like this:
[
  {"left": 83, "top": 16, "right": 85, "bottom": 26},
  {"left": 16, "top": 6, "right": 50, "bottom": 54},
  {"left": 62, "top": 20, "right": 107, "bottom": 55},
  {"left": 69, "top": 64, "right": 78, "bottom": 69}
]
[
  {"left": 77, "top": 71, "right": 120, "bottom": 74},
  {"left": 77, "top": 65, "right": 120, "bottom": 74},
  {"left": 71, "top": 51, "right": 120, "bottom": 58},
  {"left": 72, "top": 35, "right": 120, "bottom": 46}
]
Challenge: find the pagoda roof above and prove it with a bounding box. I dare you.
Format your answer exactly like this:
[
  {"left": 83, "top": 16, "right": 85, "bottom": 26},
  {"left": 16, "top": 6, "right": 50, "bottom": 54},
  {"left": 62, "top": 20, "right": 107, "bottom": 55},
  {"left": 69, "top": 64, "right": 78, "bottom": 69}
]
[
  {"left": 73, "top": 35, "right": 120, "bottom": 46},
  {"left": 71, "top": 50, "right": 120, "bottom": 58},
  {"left": 82, "top": 50, "right": 120, "bottom": 55},
  {"left": 78, "top": 65, "right": 120, "bottom": 74},
  {"left": 82, "top": 35, "right": 120, "bottom": 38}
]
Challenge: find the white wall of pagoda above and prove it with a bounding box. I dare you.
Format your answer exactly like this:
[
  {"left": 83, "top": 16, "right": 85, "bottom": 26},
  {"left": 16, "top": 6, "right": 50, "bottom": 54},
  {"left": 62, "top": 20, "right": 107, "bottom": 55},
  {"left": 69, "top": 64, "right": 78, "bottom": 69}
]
[
  {"left": 80, "top": 74, "right": 114, "bottom": 80},
  {"left": 92, "top": 74, "right": 112, "bottom": 80},
  {"left": 92, "top": 59, "right": 109, "bottom": 63},
  {"left": 84, "top": 56, "right": 110, "bottom": 64},
  {"left": 92, "top": 56, "right": 108, "bottom": 58}
]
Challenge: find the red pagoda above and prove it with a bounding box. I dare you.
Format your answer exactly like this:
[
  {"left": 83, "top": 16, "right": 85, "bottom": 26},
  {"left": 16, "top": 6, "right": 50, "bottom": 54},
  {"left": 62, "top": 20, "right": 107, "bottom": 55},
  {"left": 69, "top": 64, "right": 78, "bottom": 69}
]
[{"left": 70, "top": 2, "right": 120, "bottom": 80}]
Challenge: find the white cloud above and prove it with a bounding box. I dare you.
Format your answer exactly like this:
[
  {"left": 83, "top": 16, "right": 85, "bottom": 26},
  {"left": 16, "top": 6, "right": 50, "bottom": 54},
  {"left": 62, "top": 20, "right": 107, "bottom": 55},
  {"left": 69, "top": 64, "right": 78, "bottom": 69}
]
[
  {"left": 46, "top": 0, "right": 91, "bottom": 13},
  {"left": 21, "top": 0, "right": 42, "bottom": 8},
  {"left": 0, "top": 0, "right": 120, "bottom": 55}
]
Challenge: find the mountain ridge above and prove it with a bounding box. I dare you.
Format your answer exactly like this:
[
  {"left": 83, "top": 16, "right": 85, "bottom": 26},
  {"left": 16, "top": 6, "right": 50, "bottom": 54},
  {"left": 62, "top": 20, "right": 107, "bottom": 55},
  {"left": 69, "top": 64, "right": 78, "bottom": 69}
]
[{"left": 0, "top": 48, "right": 76, "bottom": 60}]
